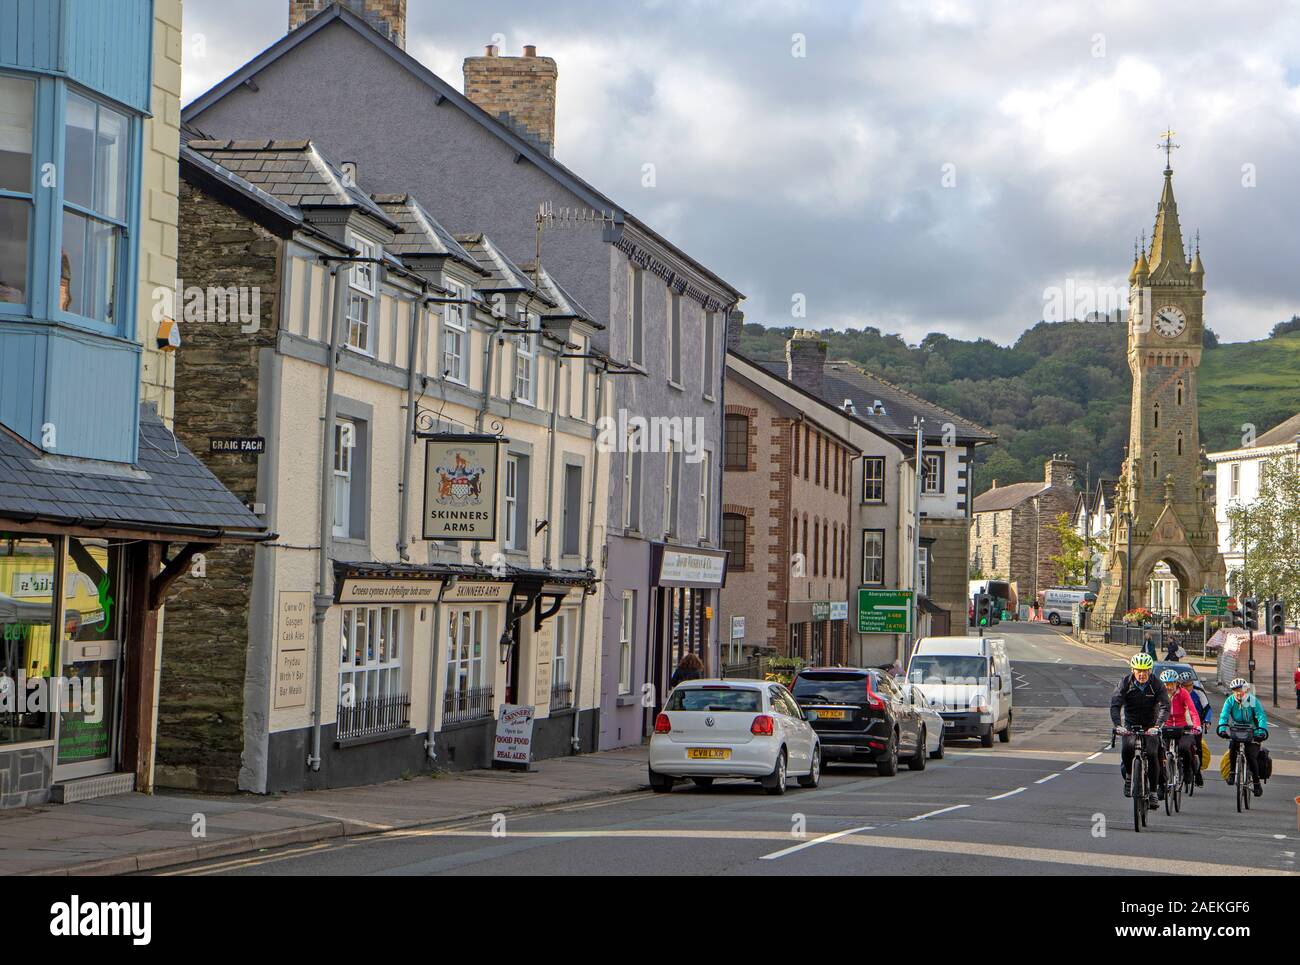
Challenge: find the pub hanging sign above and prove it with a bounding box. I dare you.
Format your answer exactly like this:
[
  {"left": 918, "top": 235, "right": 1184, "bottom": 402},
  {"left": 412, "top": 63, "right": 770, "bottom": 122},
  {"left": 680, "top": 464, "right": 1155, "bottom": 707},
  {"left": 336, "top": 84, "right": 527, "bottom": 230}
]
[{"left": 422, "top": 435, "right": 500, "bottom": 541}]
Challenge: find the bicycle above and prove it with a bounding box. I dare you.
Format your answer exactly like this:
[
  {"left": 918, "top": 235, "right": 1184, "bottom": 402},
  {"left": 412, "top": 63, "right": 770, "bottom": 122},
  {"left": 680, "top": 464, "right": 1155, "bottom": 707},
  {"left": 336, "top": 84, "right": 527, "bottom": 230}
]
[
  {"left": 1114, "top": 726, "right": 1159, "bottom": 832},
  {"left": 1161, "top": 728, "right": 1183, "bottom": 815},
  {"left": 1227, "top": 724, "right": 1258, "bottom": 813}
]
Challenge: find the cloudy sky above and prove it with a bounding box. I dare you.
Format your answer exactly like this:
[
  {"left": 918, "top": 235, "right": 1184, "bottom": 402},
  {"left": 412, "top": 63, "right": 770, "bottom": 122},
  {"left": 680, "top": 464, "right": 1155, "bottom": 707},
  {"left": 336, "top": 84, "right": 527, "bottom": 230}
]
[{"left": 181, "top": 0, "right": 1300, "bottom": 345}]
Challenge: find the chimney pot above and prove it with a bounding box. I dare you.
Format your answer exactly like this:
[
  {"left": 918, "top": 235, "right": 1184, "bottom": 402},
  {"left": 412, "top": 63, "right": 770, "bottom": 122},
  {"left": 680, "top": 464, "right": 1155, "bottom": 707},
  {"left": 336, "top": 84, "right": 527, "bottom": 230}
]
[
  {"left": 524, "top": 45, "right": 537, "bottom": 57},
  {"left": 485, "top": 44, "right": 498, "bottom": 56}
]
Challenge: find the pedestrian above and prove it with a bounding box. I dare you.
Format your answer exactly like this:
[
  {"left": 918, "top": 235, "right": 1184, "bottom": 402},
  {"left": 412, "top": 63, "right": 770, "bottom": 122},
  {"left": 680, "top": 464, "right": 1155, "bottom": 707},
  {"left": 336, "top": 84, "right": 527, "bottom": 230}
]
[
  {"left": 1142, "top": 633, "right": 1157, "bottom": 663},
  {"left": 669, "top": 652, "right": 704, "bottom": 689},
  {"left": 1163, "top": 637, "right": 1180, "bottom": 662},
  {"left": 1031, "top": 600, "right": 1041, "bottom": 622},
  {"left": 1294, "top": 665, "right": 1299, "bottom": 711}
]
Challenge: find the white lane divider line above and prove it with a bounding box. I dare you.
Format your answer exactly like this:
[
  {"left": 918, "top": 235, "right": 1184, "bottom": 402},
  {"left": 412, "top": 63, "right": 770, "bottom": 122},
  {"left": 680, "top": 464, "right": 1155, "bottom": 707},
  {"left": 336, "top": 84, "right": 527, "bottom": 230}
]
[
  {"left": 1065, "top": 761, "right": 1084, "bottom": 771},
  {"left": 909, "top": 804, "right": 970, "bottom": 821},
  {"left": 988, "top": 787, "right": 1026, "bottom": 800},
  {"left": 1035, "top": 773, "right": 1060, "bottom": 784},
  {"left": 1086, "top": 751, "right": 1103, "bottom": 760},
  {"left": 759, "top": 825, "right": 875, "bottom": 860}
]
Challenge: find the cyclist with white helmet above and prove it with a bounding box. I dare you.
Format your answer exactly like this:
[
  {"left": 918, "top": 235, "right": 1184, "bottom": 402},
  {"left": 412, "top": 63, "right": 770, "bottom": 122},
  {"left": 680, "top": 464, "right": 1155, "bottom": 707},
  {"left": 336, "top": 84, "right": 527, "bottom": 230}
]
[
  {"left": 1110, "top": 653, "right": 1172, "bottom": 806},
  {"left": 1160, "top": 668, "right": 1202, "bottom": 790},
  {"left": 1217, "top": 678, "right": 1268, "bottom": 798}
]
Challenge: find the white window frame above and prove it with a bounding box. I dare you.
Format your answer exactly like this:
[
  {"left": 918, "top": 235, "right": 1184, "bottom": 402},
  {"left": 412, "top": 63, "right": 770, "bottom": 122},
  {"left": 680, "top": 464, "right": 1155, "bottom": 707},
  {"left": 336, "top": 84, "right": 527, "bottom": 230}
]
[
  {"left": 862, "top": 529, "right": 885, "bottom": 585},
  {"left": 345, "top": 236, "right": 377, "bottom": 354},
  {"left": 702, "top": 312, "right": 715, "bottom": 400},
  {"left": 442, "top": 279, "right": 468, "bottom": 384},
  {"left": 919, "top": 546, "right": 930, "bottom": 595},
  {"left": 553, "top": 610, "right": 571, "bottom": 690},
  {"left": 504, "top": 454, "right": 520, "bottom": 551},
  {"left": 862, "top": 456, "right": 886, "bottom": 503},
  {"left": 628, "top": 263, "right": 644, "bottom": 368},
  {"left": 514, "top": 327, "right": 536, "bottom": 405},
  {"left": 664, "top": 442, "right": 676, "bottom": 538},
  {"left": 922, "top": 452, "right": 944, "bottom": 495},
  {"left": 339, "top": 605, "right": 403, "bottom": 709},
  {"left": 1230, "top": 462, "right": 1240, "bottom": 498},
  {"left": 619, "top": 591, "right": 634, "bottom": 695},
  {"left": 332, "top": 420, "right": 355, "bottom": 538},
  {"left": 623, "top": 441, "right": 641, "bottom": 531},
  {"left": 667, "top": 291, "right": 682, "bottom": 386},
  {"left": 444, "top": 607, "right": 486, "bottom": 697}
]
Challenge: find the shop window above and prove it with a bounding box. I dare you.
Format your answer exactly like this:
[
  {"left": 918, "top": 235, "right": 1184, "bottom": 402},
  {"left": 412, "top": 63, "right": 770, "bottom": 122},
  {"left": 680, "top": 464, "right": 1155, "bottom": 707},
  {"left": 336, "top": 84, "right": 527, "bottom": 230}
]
[
  {"left": 58, "top": 537, "right": 125, "bottom": 767},
  {"left": 0, "top": 535, "right": 59, "bottom": 746},
  {"left": 338, "top": 606, "right": 407, "bottom": 738},
  {"left": 444, "top": 608, "right": 491, "bottom": 723}
]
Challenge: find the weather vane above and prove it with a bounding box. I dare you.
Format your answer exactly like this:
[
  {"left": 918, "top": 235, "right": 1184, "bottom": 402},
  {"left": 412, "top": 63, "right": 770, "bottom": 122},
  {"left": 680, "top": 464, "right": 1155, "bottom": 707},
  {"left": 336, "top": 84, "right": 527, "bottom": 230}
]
[{"left": 1158, "top": 128, "right": 1179, "bottom": 171}]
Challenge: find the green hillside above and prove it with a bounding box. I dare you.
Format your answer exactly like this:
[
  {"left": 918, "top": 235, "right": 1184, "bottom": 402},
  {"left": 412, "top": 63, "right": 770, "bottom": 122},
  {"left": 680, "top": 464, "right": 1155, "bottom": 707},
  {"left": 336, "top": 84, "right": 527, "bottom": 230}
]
[{"left": 736, "top": 321, "right": 1300, "bottom": 493}]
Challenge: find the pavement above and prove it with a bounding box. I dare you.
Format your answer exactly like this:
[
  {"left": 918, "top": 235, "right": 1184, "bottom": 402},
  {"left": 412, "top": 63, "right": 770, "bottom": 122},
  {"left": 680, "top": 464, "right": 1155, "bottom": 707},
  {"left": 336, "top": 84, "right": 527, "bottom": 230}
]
[
  {"left": 154, "top": 622, "right": 1300, "bottom": 876},
  {"left": 0, "top": 745, "right": 650, "bottom": 875}
]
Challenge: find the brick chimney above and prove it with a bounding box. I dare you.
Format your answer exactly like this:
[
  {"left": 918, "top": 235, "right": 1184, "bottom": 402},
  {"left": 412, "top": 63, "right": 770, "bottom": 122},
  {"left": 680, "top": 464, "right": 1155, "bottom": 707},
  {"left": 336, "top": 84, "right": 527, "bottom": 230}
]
[
  {"left": 289, "top": 0, "right": 406, "bottom": 49},
  {"left": 464, "top": 44, "right": 559, "bottom": 156},
  {"left": 1045, "top": 452, "right": 1076, "bottom": 489},
  {"left": 726, "top": 309, "right": 744, "bottom": 352},
  {"left": 785, "top": 330, "right": 826, "bottom": 399}
]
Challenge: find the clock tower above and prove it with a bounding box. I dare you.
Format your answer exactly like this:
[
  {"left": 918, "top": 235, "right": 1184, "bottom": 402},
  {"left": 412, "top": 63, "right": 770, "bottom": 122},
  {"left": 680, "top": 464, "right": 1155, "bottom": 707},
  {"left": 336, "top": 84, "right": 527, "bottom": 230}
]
[{"left": 1091, "top": 140, "right": 1224, "bottom": 630}]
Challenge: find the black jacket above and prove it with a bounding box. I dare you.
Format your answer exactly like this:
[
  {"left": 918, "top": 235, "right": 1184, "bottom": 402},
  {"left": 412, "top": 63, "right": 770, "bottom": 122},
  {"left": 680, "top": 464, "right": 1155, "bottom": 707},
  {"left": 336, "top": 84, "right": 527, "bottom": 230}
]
[{"left": 1110, "top": 673, "right": 1171, "bottom": 729}]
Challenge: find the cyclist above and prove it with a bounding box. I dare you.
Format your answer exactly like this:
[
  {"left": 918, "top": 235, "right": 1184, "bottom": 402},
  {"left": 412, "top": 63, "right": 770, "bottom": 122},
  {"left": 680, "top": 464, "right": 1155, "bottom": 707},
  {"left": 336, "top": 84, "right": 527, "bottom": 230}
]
[
  {"left": 1110, "top": 653, "right": 1171, "bottom": 807},
  {"left": 1217, "top": 678, "right": 1268, "bottom": 798},
  {"left": 1160, "top": 668, "right": 1202, "bottom": 790},
  {"left": 1179, "top": 671, "right": 1210, "bottom": 787}
]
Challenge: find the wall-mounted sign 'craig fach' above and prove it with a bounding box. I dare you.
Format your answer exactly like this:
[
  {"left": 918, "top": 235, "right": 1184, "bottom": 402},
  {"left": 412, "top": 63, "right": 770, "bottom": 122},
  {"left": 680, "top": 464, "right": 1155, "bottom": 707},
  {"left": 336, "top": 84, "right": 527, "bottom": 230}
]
[{"left": 422, "top": 435, "right": 500, "bottom": 541}]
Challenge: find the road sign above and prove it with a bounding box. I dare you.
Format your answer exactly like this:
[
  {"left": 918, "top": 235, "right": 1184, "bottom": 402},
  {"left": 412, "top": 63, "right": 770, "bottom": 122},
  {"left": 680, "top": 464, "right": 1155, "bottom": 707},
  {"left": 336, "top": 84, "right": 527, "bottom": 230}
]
[
  {"left": 857, "top": 588, "right": 913, "bottom": 634},
  {"left": 1191, "top": 594, "right": 1229, "bottom": 616}
]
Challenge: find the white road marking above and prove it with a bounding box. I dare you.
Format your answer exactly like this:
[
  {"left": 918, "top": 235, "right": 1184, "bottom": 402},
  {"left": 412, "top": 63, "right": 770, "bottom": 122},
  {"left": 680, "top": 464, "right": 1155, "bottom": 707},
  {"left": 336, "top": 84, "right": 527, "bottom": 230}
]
[
  {"left": 759, "top": 825, "right": 875, "bottom": 860},
  {"left": 987, "top": 787, "right": 1026, "bottom": 800},
  {"left": 1065, "top": 761, "right": 1084, "bottom": 771},
  {"left": 1035, "top": 773, "right": 1060, "bottom": 784},
  {"left": 1086, "top": 752, "right": 1103, "bottom": 761},
  {"left": 908, "top": 804, "right": 970, "bottom": 821}
]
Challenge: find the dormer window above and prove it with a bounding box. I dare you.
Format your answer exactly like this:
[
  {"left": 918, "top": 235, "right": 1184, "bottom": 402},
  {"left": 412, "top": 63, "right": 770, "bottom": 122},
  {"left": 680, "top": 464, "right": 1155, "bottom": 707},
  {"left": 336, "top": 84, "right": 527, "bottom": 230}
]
[{"left": 345, "top": 235, "right": 377, "bottom": 354}]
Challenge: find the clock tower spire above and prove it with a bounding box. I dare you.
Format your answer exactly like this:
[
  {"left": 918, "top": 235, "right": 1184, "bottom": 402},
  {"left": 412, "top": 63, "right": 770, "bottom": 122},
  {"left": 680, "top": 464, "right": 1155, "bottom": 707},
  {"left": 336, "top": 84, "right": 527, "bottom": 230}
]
[{"left": 1088, "top": 138, "right": 1224, "bottom": 633}]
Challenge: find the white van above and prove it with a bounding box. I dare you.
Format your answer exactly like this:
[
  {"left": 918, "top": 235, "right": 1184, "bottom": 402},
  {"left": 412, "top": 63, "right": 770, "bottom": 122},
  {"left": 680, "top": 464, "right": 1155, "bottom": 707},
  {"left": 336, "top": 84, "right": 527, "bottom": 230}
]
[
  {"left": 1041, "top": 586, "right": 1096, "bottom": 626},
  {"left": 905, "top": 636, "right": 1012, "bottom": 747}
]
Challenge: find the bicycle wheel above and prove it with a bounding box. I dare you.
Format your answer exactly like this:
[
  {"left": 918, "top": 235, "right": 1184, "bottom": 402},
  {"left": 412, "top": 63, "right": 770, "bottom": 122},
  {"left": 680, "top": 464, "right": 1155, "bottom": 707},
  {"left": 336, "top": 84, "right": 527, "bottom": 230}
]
[
  {"left": 1133, "top": 753, "right": 1146, "bottom": 831},
  {"left": 1172, "top": 752, "right": 1182, "bottom": 813},
  {"left": 1235, "top": 750, "right": 1246, "bottom": 813},
  {"left": 1243, "top": 752, "right": 1252, "bottom": 811},
  {"left": 1164, "top": 744, "right": 1174, "bottom": 816}
]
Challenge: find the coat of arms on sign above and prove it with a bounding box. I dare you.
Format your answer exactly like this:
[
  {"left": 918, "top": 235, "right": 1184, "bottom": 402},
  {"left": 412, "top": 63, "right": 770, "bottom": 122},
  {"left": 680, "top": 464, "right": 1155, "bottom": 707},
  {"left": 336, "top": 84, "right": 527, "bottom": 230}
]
[{"left": 435, "top": 450, "right": 486, "bottom": 505}]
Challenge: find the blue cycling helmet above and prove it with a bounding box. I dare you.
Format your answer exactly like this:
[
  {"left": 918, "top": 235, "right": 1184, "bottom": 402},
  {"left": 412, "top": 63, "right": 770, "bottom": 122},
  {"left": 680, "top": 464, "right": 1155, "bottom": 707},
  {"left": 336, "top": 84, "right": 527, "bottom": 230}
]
[{"left": 1158, "top": 669, "right": 1179, "bottom": 683}]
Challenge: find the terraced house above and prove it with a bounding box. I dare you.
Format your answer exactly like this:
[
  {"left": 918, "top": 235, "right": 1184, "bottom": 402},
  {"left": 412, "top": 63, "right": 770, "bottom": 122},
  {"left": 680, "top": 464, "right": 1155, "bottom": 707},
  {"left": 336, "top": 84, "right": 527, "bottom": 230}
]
[
  {"left": 160, "top": 137, "right": 607, "bottom": 792},
  {"left": 181, "top": 0, "right": 743, "bottom": 752}
]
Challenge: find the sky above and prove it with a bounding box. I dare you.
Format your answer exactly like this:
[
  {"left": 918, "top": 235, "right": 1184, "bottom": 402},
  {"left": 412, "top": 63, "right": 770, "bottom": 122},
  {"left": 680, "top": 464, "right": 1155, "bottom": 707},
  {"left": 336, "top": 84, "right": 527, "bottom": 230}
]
[{"left": 180, "top": 0, "right": 1300, "bottom": 346}]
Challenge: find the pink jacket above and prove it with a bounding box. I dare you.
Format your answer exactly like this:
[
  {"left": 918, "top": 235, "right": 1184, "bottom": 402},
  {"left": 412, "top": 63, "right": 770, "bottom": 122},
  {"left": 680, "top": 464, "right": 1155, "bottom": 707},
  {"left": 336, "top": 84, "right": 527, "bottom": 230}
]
[{"left": 1167, "top": 688, "right": 1202, "bottom": 729}]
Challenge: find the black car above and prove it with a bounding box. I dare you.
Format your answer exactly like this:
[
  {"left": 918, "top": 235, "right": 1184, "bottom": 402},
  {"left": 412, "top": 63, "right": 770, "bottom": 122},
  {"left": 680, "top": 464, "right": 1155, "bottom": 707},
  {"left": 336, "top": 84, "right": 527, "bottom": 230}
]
[{"left": 790, "top": 667, "right": 927, "bottom": 775}]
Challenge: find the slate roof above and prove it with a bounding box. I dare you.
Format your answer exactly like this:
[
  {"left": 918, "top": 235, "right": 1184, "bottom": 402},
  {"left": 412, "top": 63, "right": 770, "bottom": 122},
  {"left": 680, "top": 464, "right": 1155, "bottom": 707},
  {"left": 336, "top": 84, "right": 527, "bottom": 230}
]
[
  {"left": 0, "top": 407, "right": 267, "bottom": 539},
  {"left": 972, "top": 481, "right": 1049, "bottom": 513},
  {"left": 186, "top": 138, "right": 398, "bottom": 230},
  {"left": 454, "top": 233, "right": 555, "bottom": 307},
  {"left": 180, "top": 3, "right": 742, "bottom": 300},
  {"left": 756, "top": 358, "right": 996, "bottom": 445},
  {"left": 371, "top": 193, "right": 480, "bottom": 271},
  {"left": 1254, "top": 412, "right": 1300, "bottom": 448},
  {"left": 520, "top": 262, "right": 605, "bottom": 330}
]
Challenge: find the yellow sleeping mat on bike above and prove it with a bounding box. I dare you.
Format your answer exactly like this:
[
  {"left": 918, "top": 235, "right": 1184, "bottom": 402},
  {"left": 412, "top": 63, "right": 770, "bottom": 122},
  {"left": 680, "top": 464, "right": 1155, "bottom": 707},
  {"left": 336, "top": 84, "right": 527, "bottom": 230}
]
[
  {"left": 1218, "top": 749, "right": 1232, "bottom": 781},
  {"left": 1200, "top": 740, "right": 1211, "bottom": 771}
]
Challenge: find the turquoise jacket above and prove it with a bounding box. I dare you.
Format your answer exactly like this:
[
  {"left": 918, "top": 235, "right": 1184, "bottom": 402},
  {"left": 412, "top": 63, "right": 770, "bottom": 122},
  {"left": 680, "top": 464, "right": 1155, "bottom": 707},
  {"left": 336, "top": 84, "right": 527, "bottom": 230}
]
[{"left": 1218, "top": 693, "right": 1268, "bottom": 733}]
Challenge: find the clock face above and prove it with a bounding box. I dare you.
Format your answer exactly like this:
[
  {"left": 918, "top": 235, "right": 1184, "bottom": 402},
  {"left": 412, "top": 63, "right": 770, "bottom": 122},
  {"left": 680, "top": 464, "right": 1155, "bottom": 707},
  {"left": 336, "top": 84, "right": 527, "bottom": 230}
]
[{"left": 1153, "top": 305, "right": 1187, "bottom": 338}]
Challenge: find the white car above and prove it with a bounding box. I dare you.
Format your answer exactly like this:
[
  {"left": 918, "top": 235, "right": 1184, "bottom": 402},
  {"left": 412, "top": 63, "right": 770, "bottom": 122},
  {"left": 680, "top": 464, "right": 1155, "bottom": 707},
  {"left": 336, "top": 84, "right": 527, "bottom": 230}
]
[
  {"left": 648, "top": 679, "right": 822, "bottom": 795},
  {"left": 901, "top": 683, "right": 946, "bottom": 759}
]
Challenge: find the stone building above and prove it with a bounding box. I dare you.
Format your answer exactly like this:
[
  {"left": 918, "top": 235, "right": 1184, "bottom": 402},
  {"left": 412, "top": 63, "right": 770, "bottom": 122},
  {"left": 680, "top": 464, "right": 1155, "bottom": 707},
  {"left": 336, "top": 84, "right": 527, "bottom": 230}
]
[
  {"left": 160, "top": 139, "right": 608, "bottom": 793},
  {"left": 182, "top": 0, "right": 741, "bottom": 752},
  {"left": 720, "top": 351, "right": 858, "bottom": 667},
  {"left": 970, "top": 455, "right": 1079, "bottom": 606}
]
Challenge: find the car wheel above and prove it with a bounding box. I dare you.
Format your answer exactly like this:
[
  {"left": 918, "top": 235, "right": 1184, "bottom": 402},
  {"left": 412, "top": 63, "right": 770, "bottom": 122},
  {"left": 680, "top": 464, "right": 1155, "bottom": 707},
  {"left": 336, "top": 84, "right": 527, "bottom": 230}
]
[
  {"left": 1049, "top": 613, "right": 1061, "bottom": 625},
  {"left": 762, "top": 749, "right": 788, "bottom": 795},
  {"left": 998, "top": 714, "right": 1012, "bottom": 743},
  {"left": 876, "top": 732, "right": 899, "bottom": 776},
  {"left": 797, "top": 745, "right": 822, "bottom": 788},
  {"left": 648, "top": 767, "right": 674, "bottom": 793},
  {"left": 907, "top": 727, "right": 927, "bottom": 770},
  {"left": 691, "top": 777, "right": 714, "bottom": 788},
  {"left": 980, "top": 724, "right": 995, "bottom": 748},
  {"left": 930, "top": 732, "right": 945, "bottom": 760}
]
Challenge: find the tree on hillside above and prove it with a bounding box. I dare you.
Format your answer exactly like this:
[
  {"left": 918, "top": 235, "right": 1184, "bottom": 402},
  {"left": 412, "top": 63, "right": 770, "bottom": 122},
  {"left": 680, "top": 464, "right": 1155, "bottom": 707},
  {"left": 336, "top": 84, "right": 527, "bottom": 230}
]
[
  {"left": 1269, "top": 316, "right": 1300, "bottom": 339},
  {"left": 1225, "top": 455, "right": 1300, "bottom": 619},
  {"left": 1048, "top": 512, "right": 1089, "bottom": 586}
]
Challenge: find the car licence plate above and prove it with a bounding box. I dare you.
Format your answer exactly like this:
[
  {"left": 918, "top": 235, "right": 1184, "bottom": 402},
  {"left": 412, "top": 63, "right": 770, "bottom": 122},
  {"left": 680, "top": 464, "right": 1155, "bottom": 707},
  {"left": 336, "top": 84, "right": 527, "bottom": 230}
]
[
  {"left": 687, "top": 748, "right": 731, "bottom": 760},
  {"left": 817, "top": 709, "right": 847, "bottom": 720}
]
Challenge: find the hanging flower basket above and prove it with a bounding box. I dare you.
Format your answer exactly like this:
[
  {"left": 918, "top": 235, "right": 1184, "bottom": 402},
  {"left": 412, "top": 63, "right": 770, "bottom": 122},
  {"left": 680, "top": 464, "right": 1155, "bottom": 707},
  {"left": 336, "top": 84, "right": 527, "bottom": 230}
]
[{"left": 1122, "top": 607, "right": 1154, "bottom": 626}]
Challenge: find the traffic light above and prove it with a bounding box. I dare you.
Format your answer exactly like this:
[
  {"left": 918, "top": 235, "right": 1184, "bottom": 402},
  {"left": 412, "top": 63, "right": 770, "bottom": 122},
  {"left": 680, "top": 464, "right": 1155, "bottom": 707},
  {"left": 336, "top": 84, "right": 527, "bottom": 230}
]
[
  {"left": 1268, "top": 600, "right": 1286, "bottom": 635},
  {"left": 973, "top": 593, "right": 999, "bottom": 628},
  {"left": 1243, "top": 597, "right": 1259, "bottom": 632},
  {"left": 1229, "top": 606, "right": 1245, "bottom": 629}
]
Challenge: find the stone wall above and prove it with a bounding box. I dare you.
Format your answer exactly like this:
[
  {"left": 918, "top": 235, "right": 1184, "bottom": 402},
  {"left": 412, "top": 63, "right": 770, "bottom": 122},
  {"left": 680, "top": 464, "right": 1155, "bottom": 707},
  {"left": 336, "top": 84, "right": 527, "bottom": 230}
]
[
  {"left": 155, "top": 182, "right": 282, "bottom": 791},
  {"left": 970, "top": 509, "right": 1013, "bottom": 580},
  {"left": 923, "top": 517, "right": 971, "bottom": 632},
  {"left": 290, "top": 0, "right": 406, "bottom": 48}
]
